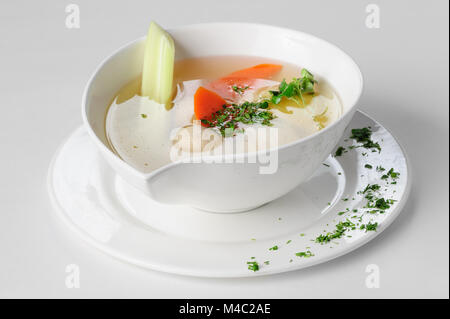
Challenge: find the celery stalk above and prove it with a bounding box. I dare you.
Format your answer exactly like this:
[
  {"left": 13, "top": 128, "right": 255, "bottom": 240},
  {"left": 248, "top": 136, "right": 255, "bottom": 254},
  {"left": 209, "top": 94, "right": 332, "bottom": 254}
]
[{"left": 141, "top": 22, "right": 175, "bottom": 104}]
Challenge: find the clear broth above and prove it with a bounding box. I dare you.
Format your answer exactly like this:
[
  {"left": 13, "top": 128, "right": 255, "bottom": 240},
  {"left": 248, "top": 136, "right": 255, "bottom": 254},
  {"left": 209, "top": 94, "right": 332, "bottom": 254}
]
[{"left": 106, "top": 56, "right": 342, "bottom": 172}]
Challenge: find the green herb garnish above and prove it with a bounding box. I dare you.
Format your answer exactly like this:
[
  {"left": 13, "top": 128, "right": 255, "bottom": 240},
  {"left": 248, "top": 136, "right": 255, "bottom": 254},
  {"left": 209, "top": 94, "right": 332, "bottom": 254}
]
[
  {"left": 350, "top": 127, "right": 381, "bottom": 152},
  {"left": 269, "top": 69, "right": 316, "bottom": 106},
  {"left": 374, "top": 198, "right": 391, "bottom": 210},
  {"left": 201, "top": 101, "right": 274, "bottom": 136},
  {"left": 296, "top": 250, "right": 315, "bottom": 258},
  {"left": 232, "top": 85, "right": 250, "bottom": 94},
  {"left": 361, "top": 222, "right": 378, "bottom": 232},
  {"left": 381, "top": 168, "right": 400, "bottom": 180},
  {"left": 350, "top": 127, "right": 372, "bottom": 142},
  {"left": 315, "top": 219, "right": 356, "bottom": 244},
  {"left": 335, "top": 146, "right": 346, "bottom": 157},
  {"left": 247, "top": 261, "right": 259, "bottom": 272},
  {"left": 362, "top": 183, "right": 381, "bottom": 194}
]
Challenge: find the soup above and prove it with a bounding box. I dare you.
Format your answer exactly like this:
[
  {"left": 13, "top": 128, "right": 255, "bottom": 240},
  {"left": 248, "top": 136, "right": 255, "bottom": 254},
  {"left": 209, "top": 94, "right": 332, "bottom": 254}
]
[{"left": 106, "top": 56, "right": 342, "bottom": 173}]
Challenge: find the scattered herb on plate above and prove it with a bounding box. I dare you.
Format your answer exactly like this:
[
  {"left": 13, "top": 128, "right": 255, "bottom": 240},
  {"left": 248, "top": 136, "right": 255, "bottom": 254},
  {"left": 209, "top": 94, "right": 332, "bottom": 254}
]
[
  {"left": 381, "top": 168, "right": 400, "bottom": 181},
  {"left": 350, "top": 127, "right": 381, "bottom": 152},
  {"left": 247, "top": 261, "right": 259, "bottom": 272},
  {"left": 315, "top": 219, "right": 357, "bottom": 244},
  {"left": 334, "top": 146, "right": 347, "bottom": 157},
  {"left": 360, "top": 222, "right": 378, "bottom": 232},
  {"left": 296, "top": 250, "right": 315, "bottom": 258}
]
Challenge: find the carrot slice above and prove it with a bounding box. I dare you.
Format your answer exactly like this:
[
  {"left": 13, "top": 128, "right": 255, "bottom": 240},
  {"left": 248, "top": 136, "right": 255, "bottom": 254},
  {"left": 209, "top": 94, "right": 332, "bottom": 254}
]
[
  {"left": 194, "top": 86, "right": 227, "bottom": 123},
  {"left": 207, "top": 64, "right": 282, "bottom": 100},
  {"left": 225, "top": 63, "right": 282, "bottom": 79}
]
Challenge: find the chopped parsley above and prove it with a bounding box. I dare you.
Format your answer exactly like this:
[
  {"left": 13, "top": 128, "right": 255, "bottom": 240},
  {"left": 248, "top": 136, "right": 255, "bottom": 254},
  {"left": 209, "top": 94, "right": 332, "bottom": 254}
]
[
  {"left": 365, "top": 164, "right": 373, "bottom": 169},
  {"left": 201, "top": 101, "right": 274, "bottom": 136},
  {"left": 361, "top": 222, "right": 378, "bottom": 232},
  {"left": 350, "top": 127, "right": 372, "bottom": 142},
  {"left": 296, "top": 250, "right": 315, "bottom": 258},
  {"left": 373, "top": 198, "right": 392, "bottom": 210},
  {"left": 232, "top": 85, "right": 250, "bottom": 94},
  {"left": 335, "top": 146, "right": 347, "bottom": 157},
  {"left": 381, "top": 168, "right": 400, "bottom": 180},
  {"left": 269, "top": 245, "right": 279, "bottom": 251},
  {"left": 362, "top": 183, "right": 381, "bottom": 194},
  {"left": 247, "top": 261, "right": 259, "bottom": 272},
  {"left": 350, "top": 127, "right": 381, "bottom": 152},
  {"left": 315, "top": 219, "right": 356, "bottom": 244},
  {"left": 140, "top": 114, "right": 147, "bottom": 118},
  {"left": 362, "top": 184, "right": 395, "bottom": 212}
]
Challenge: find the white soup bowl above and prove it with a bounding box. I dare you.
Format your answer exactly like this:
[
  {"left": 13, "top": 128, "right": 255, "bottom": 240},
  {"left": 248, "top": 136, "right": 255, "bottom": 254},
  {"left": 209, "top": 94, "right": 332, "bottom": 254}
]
[{"left": 82, "top": 23, "right": 363, "bottom": 213}]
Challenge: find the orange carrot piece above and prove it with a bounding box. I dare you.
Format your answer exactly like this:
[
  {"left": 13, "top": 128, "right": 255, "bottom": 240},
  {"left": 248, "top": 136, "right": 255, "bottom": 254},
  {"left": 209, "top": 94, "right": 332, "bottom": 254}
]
[
  {"left": 225, "top": 63, "right": 282, "bottom": 79},
  {"left": 194, "top": 86, "right": 227, "bottom": 123},
  {"left": 207, "top": 64, "right": 282, "bottom": 100}
]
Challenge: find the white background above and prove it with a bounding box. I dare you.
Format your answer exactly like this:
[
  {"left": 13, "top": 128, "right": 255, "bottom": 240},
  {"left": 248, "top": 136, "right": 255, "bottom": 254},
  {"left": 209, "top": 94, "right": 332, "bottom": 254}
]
[{"left": 0, "top": 0, "right": 448, "bottom": 298}]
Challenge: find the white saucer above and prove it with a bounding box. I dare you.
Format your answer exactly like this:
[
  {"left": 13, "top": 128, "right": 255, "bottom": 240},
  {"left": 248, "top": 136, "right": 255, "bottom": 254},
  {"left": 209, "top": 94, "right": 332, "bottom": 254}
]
[{"left": 48, "top": 111, "right": 411, "bottom": 277}]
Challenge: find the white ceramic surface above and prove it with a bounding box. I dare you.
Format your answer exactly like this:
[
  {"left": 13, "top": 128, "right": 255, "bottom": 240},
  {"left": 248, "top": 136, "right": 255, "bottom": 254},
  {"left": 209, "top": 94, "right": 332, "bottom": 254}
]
[
  {"left": 48, "top": 111, "right": 411, "bottom": 278},
  {"left": 82, "top": 23, "right": 363, "bottom": 212}
]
